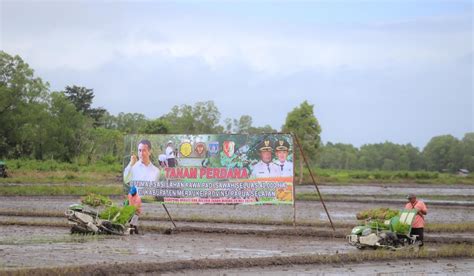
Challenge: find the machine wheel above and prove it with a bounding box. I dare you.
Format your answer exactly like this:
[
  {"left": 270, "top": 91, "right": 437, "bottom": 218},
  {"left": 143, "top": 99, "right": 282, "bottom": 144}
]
[
  {"left": 71, "top": 224, "right": 92, "bottom": 235},
  {"left": 100, "top": 221, "right": 125, "bottom": 235}
]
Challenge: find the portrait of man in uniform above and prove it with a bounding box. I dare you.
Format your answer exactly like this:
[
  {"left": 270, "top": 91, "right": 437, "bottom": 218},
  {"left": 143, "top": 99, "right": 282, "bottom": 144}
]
[
  {"left": 251, "top": 139, "right": 280, "bottom": 178},
  {"left": 274, "top": 139, "right": 293, "bottom": 177}
]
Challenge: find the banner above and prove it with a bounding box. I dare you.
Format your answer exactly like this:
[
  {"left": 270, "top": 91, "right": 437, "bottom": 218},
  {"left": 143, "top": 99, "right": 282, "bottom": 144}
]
[{"left": 123, "top": 134, "right": 294, "bottom": 205}]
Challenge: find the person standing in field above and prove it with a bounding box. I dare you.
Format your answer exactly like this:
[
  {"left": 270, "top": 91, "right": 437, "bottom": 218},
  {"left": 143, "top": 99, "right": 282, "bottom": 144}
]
[
  {"left": 128, "top": 186, "right": 142, "bottom": 234},
  {"left": 405, "top": 194, "right": 427, "bottom": 246}
]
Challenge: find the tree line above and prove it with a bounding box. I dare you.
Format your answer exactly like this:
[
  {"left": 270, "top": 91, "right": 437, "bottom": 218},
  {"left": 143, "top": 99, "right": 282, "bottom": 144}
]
[
  {"left": 1, "top": 51, "right": 472, "bottom": 172},
  {"left": 318, "top": 135, "right": 474, "bottom": 172}
]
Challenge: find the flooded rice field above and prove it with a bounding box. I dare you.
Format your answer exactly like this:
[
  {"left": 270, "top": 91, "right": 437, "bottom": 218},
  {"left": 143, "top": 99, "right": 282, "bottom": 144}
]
[{"left": 1, "top": 183, "right": 473, "bottom": 274}]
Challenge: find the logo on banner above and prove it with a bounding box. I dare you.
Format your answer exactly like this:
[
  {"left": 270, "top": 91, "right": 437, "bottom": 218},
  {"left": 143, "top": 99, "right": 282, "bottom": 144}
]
[
  {"left": 179, "top": 142, "right": 192, "bottom": 157},
  {"left": 208, "top": 141, "right": 219, "bottom": 156},
  {"left": 194, "top": 142, "right": 206, "bottom": 157},
  {"left": 223, "top": 141, "right": 235, "bottom": 157}
]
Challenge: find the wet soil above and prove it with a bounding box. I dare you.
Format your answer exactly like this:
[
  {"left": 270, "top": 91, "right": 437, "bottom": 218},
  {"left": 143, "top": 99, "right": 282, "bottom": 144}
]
[
  {"left": 175, "top": 258, "right": 474, "bottom": 275},
  {"left": 1, "top": 183, "right": 473, "bottom": 273},
  {"left": 1, "top": 215, "right": 473, "bottom": 243},
  {"left": 1, "top": 196, "right": 473, "bottom": 224},
  {"left": 0, "top": 225, "right": 351, "bottom": 271}
]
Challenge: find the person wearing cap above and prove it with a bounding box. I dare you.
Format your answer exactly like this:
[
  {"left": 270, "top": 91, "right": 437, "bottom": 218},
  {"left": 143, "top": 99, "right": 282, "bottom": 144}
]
[
  {"left": 165, "top": 140, "right": 177, "bottom": 167},
  {"left": 123, "top": 139, "right": 160, "bottom": 184},
  {"left": 127, "top": 186, "right": 142, "bottom": 234},
  {"left": 405, "top": 194, "right": 427, "bottom": 246},
  {"left": 251, "top": 140, "right": 280, "bottom": 178},
  {"left": 273, "top": 139, "right": 293, "bottom": 177}
]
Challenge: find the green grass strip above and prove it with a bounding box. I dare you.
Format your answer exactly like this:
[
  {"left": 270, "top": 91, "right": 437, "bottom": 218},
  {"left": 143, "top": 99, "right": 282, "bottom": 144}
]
[{"left": 0, "top": 185, "right": 122, "bottom": 196}]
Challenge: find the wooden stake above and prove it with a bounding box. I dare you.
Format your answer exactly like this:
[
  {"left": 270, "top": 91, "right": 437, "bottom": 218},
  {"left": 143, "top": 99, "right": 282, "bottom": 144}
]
[
  {"left": 293, "top": 133, "right": 335, "bottom": 232},
  {"left": 162, "top": 203, "right": 177, "bottom": 228}
]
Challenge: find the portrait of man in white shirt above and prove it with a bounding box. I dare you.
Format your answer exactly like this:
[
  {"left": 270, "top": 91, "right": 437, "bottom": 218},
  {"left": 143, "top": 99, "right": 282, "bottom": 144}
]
[{"left": 123, "top": 139, "right": 160, "bottom": 183}]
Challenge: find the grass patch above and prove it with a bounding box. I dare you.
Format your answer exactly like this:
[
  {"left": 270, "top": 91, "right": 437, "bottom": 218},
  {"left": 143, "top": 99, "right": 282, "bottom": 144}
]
[
  {"left": 5, "top": 159, "right": 121, "bottom": 173},
  {"left": 0, "top": 159, "right": 121, "bottom": 184},
  {"left": 427, "top": 222, "right": 474, "bottom": 233},
  {"left": 2, "top": 159, "right": 474, "bottom": 185},
  {"left": 0, "top": 185, "right": 122, "bottom": 196},
  {"left": 0, "top": 234, "right": 107, "bottom": 246},
  {"left": 0, "top": 170, "right": 118, "bottom": 184},
  {"left": 296, "top": 192, "right": 474, "bottom": 202},
  {"left": 300, "top": 168, "right": 474, "bottom": 185}
]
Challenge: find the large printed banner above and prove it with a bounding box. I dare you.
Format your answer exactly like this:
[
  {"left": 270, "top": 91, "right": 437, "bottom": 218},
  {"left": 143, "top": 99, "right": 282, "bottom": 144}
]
[{"left": 123, "top": 134, "right": 294, "bottom": 205}]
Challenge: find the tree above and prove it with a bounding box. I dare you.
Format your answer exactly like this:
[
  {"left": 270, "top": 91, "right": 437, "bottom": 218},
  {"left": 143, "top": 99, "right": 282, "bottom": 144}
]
[
  {"left": 114, "top": 112, "right": 148, "bottom": 134},
  {"left": 163, "top": 101, "right": 221, "bottom": 133},
  {"left": 140, "top": 118, "right": 170, "bottom": 134},
  {"left": 234, "top": 115, "right": 253, "bottom": 133},
  {"left": 223, "top": 118, "right": 233, "bottom": 133},
  {"left": 423, "top": 135, "right": 462, "bottom": 172},
  {"left": 460, "top": 133, "right": 474, "bottom": 171},
  {"left": 47, "top": 92, "right": 92, "bottom": 161},
  {"left": 63, "top": 85, "right": 106, "bottom": 126},
  {"left": 0, "top": 51, "right": 49, "bottom": 158},
  {"left": 192, "top": 101, "right": 221, "bottom": 133},
  {"left": 318, "top": 143, "right": 358, "bottom": 169},
  {"left": 222, "top": 115, "right": 276, "bottom": 134},
  {"left": 282, "top": 101, "right": 322, "bottom": 184},
  {"left": 84, "top": 127, "right": 123, "bottom": 164},
  {"left": 248, "top": 125, "right": 277, "bottom": 134}
]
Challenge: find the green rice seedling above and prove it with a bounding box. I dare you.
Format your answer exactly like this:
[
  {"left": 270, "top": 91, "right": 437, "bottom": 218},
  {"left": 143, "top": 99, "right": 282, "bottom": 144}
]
[
  {"left": 392, "top": 221, "right": 411, "bottom": 235},
  {"left": 356, "top": 208, "right": 400, "bottom": 220},
  {"left": 81, "top": 193, "right": 113, "bottom": 207},
  {"left": 99, "top": 205, "right": 136, "bottom": 224}
]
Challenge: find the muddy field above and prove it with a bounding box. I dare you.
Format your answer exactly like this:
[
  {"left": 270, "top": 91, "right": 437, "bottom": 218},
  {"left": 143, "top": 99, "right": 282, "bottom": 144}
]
[
  {"left": 176, "top": 258, "right": 474, "bottom": 275},
  {"left": 1, "top": 183, "right": 473, "bottom": 274},
  {"left": 0, "top": 225, "right": 352, "bottom": 270},
  {"left": 0, "top": 194, "right": 472, "bottom": 224}
]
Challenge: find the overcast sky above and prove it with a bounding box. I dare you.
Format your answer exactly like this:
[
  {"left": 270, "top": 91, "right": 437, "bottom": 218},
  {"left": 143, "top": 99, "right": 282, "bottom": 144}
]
[{"left": 1, "top": 0, "right": 472, "bottom": 148}]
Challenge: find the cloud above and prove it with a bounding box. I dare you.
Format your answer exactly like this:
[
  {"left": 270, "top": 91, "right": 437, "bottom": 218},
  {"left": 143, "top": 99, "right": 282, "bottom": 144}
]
[
  {"left": 2, "top": 3, "right": 471, "bottom": 76},
  {"left": 1, "top": 2, "right": 471, "bottom": 148}
]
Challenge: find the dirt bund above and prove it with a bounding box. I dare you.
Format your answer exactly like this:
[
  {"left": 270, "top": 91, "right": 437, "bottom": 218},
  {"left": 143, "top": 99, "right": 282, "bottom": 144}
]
[
  {"left": 161, "top": 225, "right": 343, "bottom": 238},
  {"left": 6, "top": 245, "right": 474, "bottom": 276}
]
